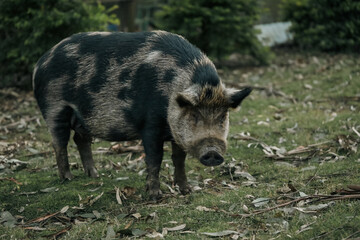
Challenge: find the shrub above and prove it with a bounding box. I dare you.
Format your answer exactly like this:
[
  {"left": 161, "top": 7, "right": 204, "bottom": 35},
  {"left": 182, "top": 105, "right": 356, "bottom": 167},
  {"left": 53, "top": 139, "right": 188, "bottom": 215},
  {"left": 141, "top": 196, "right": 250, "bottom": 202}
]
[
  {"left": 154, "top": 0, "right": 271, "bottom": 64},
  {"left": 283, "top": 0, "right": 360, "bottom": 52},
  {"left": 0, "top": 0, "right": 119, "bottom": 89}
]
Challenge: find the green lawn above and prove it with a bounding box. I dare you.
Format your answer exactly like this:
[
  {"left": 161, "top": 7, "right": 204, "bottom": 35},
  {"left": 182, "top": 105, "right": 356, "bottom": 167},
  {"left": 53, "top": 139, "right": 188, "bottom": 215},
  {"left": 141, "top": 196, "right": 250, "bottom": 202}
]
[{"left": 1, "top": 51, "right": 359, "bottom": 239}]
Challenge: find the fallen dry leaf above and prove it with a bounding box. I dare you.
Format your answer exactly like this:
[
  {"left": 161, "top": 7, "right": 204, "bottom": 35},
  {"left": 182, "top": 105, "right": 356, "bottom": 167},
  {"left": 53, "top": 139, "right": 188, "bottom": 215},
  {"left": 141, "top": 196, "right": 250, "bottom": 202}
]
[
  {"left": 242, "top": 204, "right": 249, "bottom": 213},
  {"left": 111, "top": 142, "right": 144, "bottom": 154},
  {"left": 40, "top": 187, "right": 59, "bottom": 193},
  {"left": 131, "top": 229, "right": 148, "bottom": 237},
  {"left": 233, "top": 171, "right": 256, "bottom": 181},
  {"left": 115, "top": 187, "right": 122, "bottom": 205},
  {"left": 296, "top": 222, "right": 315, "bottom": 234},
  {"left": 89, "top": 192, "right": 104, "bottom": 206},
  {"left": 116, "top": 177, "right": 129, "bottom": 181},
  {"left": 122, "top": 186, "right": 136, "bottom": 197},
  {"left": 27, "top": 211, "right": 59, "bottom": 224},
  {"left": 45, "top": 225, "right": 72, "bottom": 239},
  {"left": 93, "top": 210, "right": 101, "bottom": 219},
  {"left": 132, "top": 213, "right": 141, "bottom": 219},
  {"left": 164, "top": 224, "right": 186, "bottom": 232},
  {"left": 23, "top": 226, "right": 46, "bottom": 231},
  {"left": 0, "top": 211, "right": 16, "bottom": 227},
  {"left": 60, "top": 206, "right": 69, "bottom": 214},
  {"left": 201, "top": 230, "right": 239, "bottom": 237},
  {"left": 196, "top": 206, "right": 215, "bottom": 212},
  {"left": 105, "top": 225, "right": 116, "bottom": 240},
  {"left": 146, "top": 231, "right": 164, "bottom": 239},
  {"left": 294, "top": 201, "right": 335, "bottom": 213},
  {"left": 276, "top": 185, "right": 292, "bottom": 194},
  {"left": 252, "top": 198, "right": 270, "bottom": 207},
  {"left": 0, "top": 157, "right": 28, "bottom": 171}
]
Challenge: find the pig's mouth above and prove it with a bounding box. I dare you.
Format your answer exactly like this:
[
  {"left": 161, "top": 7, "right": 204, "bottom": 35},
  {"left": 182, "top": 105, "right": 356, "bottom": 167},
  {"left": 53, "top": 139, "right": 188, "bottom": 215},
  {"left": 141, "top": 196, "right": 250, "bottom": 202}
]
[{"left": 191, "top": 138, "right": 226, "bottom": 166}]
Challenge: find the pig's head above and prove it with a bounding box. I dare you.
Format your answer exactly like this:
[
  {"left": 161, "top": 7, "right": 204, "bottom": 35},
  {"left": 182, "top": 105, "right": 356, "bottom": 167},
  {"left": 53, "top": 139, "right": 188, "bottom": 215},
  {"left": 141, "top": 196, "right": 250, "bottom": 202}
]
[{"left": 168, "top": 84, "right": 252, "bottom": 166}]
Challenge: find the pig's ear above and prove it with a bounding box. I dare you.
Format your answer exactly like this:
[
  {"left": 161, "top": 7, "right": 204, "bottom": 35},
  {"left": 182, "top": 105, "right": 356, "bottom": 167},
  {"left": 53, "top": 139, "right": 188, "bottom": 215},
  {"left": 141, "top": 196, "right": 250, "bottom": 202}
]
[
  {"left": 176, "top": 87, "right": 199, "bottom": 108},
  {"left": 226, "top": 87, "right": 252, "bottom": 108}
]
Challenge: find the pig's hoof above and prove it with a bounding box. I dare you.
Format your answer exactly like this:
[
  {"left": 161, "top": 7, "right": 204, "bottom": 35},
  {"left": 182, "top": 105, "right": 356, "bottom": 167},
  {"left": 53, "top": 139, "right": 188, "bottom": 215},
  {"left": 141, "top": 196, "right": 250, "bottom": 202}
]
[
  {"left": 147, "top": 189, "right": 162, "bottom": 201},
  {"left": 86, "top": 167, "right": 99, "bottom": 178},
  {"left": 179, "top": 184, "right": 192, "bottom": 195},
  {"left": 175, "top": 179, "right": 192, "bottom": 195},
  {"left": 60, "top": 171, "right": 74, "bottom": 181}
]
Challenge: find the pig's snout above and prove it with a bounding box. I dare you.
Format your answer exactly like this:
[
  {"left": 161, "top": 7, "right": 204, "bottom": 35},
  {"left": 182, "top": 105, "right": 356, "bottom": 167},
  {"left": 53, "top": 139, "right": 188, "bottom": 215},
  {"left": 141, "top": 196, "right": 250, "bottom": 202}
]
[
  {"left": 200, "top": 151, "right": 224, "bottom": 166},
  {"left": 191, "top": 137, "right": 227, "bottom": 166}
]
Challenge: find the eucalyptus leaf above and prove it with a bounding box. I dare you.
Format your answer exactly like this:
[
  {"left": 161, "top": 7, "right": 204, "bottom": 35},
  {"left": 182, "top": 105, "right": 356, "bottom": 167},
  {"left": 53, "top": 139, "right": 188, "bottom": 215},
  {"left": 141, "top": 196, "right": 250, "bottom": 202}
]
[
  {"left": 201, "top": 230, "right": 239, "bottom": 237},
  {"left": 252, "top": 198, "right": 270, "bottom": 207}
]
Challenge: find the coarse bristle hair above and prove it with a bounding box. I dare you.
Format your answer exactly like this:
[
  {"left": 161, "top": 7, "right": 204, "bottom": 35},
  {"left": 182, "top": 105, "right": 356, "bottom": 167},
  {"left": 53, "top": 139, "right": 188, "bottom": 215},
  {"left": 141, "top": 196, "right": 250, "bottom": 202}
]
[{"left": 198, "top": 84, "right": 228, "bottom": 107}]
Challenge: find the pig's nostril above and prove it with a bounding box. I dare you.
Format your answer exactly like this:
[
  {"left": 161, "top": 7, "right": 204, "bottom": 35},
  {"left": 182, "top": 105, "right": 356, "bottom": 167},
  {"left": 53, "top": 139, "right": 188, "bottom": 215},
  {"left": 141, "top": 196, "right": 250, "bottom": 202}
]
[
  {"left": 214, "top": 155, "right": 223, "bottom": 163},
  {"left": 203, "top": 154, "right": 211, "bottom": 161},
  {"left": 200, "top": 151, "right": 224, "bottom": 166}
]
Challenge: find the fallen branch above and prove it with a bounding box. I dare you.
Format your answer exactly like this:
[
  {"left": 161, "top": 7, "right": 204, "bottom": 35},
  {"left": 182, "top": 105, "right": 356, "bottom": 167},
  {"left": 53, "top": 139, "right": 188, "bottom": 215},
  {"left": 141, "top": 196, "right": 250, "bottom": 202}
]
[
  {"left": 26, "top": 211, "right": 60, "bottom": 224},
  {"left": 333, "top": 185, "right": 360, "bottom": 195},
  {"left": 239, "top": 194, "right": 360, "bottom": 218},
  {"left": 0, "top": 177, "right": 23, "bottom": 185}
]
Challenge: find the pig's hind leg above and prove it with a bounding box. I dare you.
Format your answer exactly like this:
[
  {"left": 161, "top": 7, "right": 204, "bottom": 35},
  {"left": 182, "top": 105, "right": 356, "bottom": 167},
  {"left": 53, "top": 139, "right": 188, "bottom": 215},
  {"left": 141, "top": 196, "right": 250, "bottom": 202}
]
[
  {"left": 73, "top": 132, "right": 99, "bottom": 178},
  {"left": 48, "top": 106, "right": 74, "bottom": 180},
  {"left": 70, "top": 113, "right": 99, "bottom": 178},
  {"left": 171, "top": 142, "right": 192, "bottom": 195}
]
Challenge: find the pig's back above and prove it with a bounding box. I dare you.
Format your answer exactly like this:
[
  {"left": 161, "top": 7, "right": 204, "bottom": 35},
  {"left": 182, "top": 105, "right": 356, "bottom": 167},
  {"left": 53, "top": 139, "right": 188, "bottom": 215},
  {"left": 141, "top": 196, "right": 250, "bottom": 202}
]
[{"left": 33, "top": 31, "right": 216, "bottom": 141}]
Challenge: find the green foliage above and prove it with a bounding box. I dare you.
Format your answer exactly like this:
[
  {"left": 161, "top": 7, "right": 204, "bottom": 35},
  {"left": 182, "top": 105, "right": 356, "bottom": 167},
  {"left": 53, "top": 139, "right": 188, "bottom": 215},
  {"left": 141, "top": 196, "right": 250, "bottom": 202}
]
[
  {"left": 283, "top": 0, "right": 360, "bottom": 52},
  {"left": 0, "top": 0, "right": 119, "bottom": 89},
  {"left": 155, "top": 0, "right": 271, "bottom": 64}
]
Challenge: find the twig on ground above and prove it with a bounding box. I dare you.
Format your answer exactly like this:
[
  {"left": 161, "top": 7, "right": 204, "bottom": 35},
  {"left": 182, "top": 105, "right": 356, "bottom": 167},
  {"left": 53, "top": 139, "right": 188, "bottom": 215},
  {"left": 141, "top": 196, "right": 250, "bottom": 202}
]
[
  {"left": 239, "top": 194, "right": 360, "bottom": 218},
  {"left": 0, "top": 89, "right": 20, "bottom": 98},
  {"left": 26, "top": 212, "right": 60, "bottom": 224},
  {"left": 0, "top": 177, "right": 23, "bottom": 185},
  {"left": 352, "top": 127, "right": 360, "bottom": 138},
  {"left": 343, "top": 229, "right": 360, "bottom": 240},
  {"left": 0, "top": 116, "right": 38, "bottom": 130},
  {"left": 44, "top": 225, "right": 72, "bottom": 239}
]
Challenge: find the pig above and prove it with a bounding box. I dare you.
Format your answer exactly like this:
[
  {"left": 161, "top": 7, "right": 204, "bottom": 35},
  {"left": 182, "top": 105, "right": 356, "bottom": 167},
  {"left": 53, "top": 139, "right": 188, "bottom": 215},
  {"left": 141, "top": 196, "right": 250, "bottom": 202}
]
[{"left": 33, "top": 31, "right": 252, "bottom": 200}]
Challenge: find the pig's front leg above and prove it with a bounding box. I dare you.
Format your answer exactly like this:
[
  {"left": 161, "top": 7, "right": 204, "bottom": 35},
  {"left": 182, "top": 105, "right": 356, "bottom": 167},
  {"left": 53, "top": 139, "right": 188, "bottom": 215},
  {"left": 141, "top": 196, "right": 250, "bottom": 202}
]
[
  {"left": 171, "top": 141, "right": 191, "bottom": 195},
  {"left": 142, "top": 130, "right": 164, "bottom": 200}
]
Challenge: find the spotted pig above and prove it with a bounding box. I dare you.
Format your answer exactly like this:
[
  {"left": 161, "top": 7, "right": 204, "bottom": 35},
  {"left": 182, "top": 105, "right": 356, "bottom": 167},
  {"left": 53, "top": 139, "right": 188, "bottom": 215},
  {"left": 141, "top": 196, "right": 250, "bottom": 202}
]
[{"left": 33, "top": 31, "right": 252, "bottom": 199}]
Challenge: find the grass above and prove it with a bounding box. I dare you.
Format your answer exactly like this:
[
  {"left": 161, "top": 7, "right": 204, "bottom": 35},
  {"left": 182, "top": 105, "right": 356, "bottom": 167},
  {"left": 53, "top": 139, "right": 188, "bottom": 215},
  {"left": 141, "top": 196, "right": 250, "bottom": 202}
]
[{"left": 1, "top": 50, "right": 359, "bottom": 239}]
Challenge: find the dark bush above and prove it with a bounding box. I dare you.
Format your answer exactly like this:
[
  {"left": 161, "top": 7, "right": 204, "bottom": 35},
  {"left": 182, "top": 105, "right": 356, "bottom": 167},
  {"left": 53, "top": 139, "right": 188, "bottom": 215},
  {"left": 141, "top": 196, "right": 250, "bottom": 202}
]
[
  {"left": 283, "top": 0, "right": 360, "bottom": 52},
  {"left": 154, "top": 0, "right": 271, "bottom": 64},
  {"left": 0, "top": 0, "right": 119, "bottom": 89}
]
